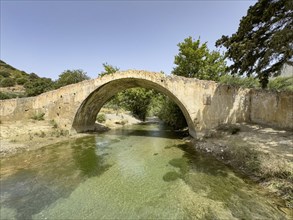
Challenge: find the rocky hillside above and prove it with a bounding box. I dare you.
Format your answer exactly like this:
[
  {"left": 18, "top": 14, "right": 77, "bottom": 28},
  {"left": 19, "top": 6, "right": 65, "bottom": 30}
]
[{"left": 0, "top": 60, "right": 54, "bottom": 99}]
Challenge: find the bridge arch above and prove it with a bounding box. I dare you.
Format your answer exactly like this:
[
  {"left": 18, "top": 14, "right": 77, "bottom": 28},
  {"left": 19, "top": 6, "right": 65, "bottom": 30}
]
[{"left": 72, "top": 75, "right": 196, "bottom": 137}]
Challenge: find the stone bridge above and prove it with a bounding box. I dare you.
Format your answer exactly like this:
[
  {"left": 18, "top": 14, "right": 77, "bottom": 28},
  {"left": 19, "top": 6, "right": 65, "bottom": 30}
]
[{"left": 0, "top": 70, "right": 292, "bottom": 137}]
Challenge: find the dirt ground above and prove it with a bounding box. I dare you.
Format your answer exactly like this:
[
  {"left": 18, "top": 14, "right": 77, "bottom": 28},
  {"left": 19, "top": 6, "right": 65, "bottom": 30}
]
[
  {"left": 1, "top": 118, "right": 291, "bottom": 162},
  {"left": 0, "top": 111, "right": 140, "bottom": 157},
  {"left": 195, "top": 123, "right": 293, "bottom": 162},
  {"left": 188, "top": 123, "right": 293, "bottom": 210}
]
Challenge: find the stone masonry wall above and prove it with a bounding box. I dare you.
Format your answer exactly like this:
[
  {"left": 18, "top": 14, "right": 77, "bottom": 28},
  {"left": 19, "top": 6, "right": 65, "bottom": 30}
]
[
  {"left": 0, "top": 71, "right": 292, "bottom": 137},
  {"left": 250, "top": 90, "right": 293, "bottom": 129}
]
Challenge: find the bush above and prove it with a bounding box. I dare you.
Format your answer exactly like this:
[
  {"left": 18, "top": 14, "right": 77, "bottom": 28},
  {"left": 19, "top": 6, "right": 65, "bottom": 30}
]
[
  {"left": 0, "top": 92, "right": 15, "bottom": 99},
  {"left": 111, "top": 88, "right": 154, "bottom": 121},
  {"left": 24, "top": 77, "right": 55, "bottom": 96},
  {"left": 158, "top": 97, "right": 187, "bottom": 130},
  {"left": 16, "top": 77, "right": 28, "bottom": 85},
  {"left": 96, "top": 113, "right": 106, "bottom": 123},
  {"left": 219, "top": 75, "right": 260, "bottom": 88},
  {"left": 0, "top": 78, "right": 16, "bottom": 87},
  {"left": 55, "top": 69, "right": 89, "bottom": 88},
  {"left": 0, "top": 71, "right": 11, "bottom": 78},
  {"left": 31, "top": 112, "right": 45, "bottom": 121},
  {"left": 268, "top": 76, "right": 293, "bottom": 91},
  {"left": 50, "top": 120, "right": 58, "bottom": 128}
]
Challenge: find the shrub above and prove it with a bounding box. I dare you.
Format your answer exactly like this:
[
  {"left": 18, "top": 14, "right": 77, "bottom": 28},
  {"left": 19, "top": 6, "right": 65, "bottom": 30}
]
[
  {"left": 0, "top": 71, "right": 11, "bottom": 78},
  {"left": 24, "top": 77, "right": 55, "bottom": 96},
  {"left": 0, "top": 78, "right": 16, "bottom": 87},
  {"left": 268, "top": 76, "right": 293, "bottom": 91},
  {"left": 0, "top": 92, "right": 15, "bottom": 99},
  {"left": 31, "top": 112, "right": 45, "bottom": 121},
  {"left": 96, "top": 113, "right": 106, "bottom": 123},
  {"left": 16, "top": 77, "right": 28, "bottom": 85},
  {"left": 219, "top": 75, "right": 260, "bottom": 88},
  {"left": 158, "top": 97, "right": 187, "bottom": 130},
  {"left": 50, "top": 120, "right": 58, "bottom": 128}
]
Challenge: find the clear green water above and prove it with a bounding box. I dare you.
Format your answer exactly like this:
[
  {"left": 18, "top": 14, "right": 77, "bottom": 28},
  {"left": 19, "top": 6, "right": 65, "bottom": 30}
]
[{"left": 0, "top": 123, "right": 289, "bottom": 219}]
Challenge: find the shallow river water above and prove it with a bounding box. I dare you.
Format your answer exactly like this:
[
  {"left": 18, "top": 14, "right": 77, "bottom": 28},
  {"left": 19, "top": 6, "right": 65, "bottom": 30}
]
[{"left": 0, "top": 123, "right": 290, "bottom": 219}]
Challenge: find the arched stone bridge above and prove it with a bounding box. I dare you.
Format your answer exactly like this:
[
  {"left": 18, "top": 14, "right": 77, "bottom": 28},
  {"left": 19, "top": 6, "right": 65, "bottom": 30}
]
[{"left": 1, "top": 70, "right": 292, "bottom": 137}]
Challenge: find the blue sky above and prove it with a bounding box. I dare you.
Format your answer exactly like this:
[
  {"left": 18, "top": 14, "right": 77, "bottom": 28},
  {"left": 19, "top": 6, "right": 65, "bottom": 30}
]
[{"left": 1, "top": 0, "right": 256, "bottom": 79}]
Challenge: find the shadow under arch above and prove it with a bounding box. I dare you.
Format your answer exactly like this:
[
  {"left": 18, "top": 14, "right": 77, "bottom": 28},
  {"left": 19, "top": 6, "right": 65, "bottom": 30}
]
[{"left": 72, "top": 77, "right": 196, "bottom": 137}]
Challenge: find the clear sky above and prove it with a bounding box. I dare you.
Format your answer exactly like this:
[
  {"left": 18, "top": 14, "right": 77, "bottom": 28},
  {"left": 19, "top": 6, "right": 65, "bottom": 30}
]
[{"left": 1, "top": 0, "right": 256, "bottom": 79}]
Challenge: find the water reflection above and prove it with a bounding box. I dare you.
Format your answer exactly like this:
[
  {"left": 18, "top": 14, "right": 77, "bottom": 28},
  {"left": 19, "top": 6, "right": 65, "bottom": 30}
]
[
  {"left": 71, "top": 136, "right": 112, "bottom": 177},
  {"left": 0, "top": 170, "right": 61, "bottom": 220},
  {"left": 0, "top": 137, "right": 113, "bottom": 220}
]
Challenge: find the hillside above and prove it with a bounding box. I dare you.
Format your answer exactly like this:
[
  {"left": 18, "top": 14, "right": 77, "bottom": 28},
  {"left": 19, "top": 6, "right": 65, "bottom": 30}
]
[
  {"left": 0, "top": 60, "right": 30, "bottom": 80},
  {"left": 0, "top": 60, "right": 54, "bottom": 99}
]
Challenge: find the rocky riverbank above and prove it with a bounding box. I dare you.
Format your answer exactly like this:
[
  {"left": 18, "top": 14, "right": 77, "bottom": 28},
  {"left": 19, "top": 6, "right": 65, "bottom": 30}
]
[
  {"left": 0, "top": 110, "right": 141, "bottom": 158},
  {"left": 187, "top": 123, "right": 293, "bottom": 212}
]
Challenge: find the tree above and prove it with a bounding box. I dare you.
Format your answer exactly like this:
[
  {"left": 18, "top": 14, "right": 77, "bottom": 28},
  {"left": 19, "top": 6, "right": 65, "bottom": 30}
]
[
  {"left": 99, "top": 63, "right": 119, "bottom": 77},
  {"left": 216, "top": 0, "right": 293, "bottom": 88},
  {"left": 172, "top": 37, "right": 227, "bottom": 81},
  {"left": 99, "top": 63, "right": 151, "bottom": 120},
  {"left": 158, "top": 97, "right": 187, "bottom": 130},
  {"left": 114, "top": 88, "right": 154, "bottom": 121},
  {"left": 24, "top": 77, "right": 55, "bottom": 96},
  {"left": 55, "top": 69, "right": 90, "bottom": 88}
]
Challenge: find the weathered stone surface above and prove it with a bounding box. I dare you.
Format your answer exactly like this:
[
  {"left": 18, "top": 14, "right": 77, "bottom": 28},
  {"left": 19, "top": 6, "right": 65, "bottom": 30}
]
[
  {"left": 0, "top": 70, "right": 292, "bottom": 137},
  {"left": 250, "top": 90, "right": 293, "bottom": 129}
]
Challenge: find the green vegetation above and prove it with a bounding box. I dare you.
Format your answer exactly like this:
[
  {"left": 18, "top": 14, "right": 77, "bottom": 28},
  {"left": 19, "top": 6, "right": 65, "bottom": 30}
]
[
  {"left": 50, "top": 129, "right": 69, "bottom": 137},
  {"left": 219, "top": 75, "right": 260, "bottom": 88},
  {"left": 107, "top": 88, "right": 155, "bottom": 121},
  {"left": 0, "top": 91, "right": 25, "bottom": 100},
  {"left": 0, "top": 60, "right": 90, "bottom": 99},
  {"left": 31, "top": 112, "right": 45, "bottom": 121},
  {"left": 99, "top": 63, "right": 120, "bottom": 77},
  {"left": 162, "top": 171, "right": 180, "bottom": 182},
  {"left": 0, "top": 60, "right": 27, "bottom": 79},
  {"left": 268, "top": 76, "right": 293, "bottom": 92},
  {"left": 161, "top": 37, "right": 227, "bottom": 130},
  {"left": 219, "top": 74, "right": 293, "bottom": 91},
  {"left": 172, "top": 36, "right": 226, "bottom": 81},
  {"left": 216, "top": 0, "right": 292, "bottom": 88},
  {"left": 24, "top": 76, "right": 55, "bottom": 96},
  {"left": 0, "top": 71, "right": 11, "bottom": 78},
  {"left": 157, "top": 97, "right": 187, "bottom": 129},
  {"left": 55, "top": 69, "right": 90, "bottom": 89},
  {"left": 0, "top": 78, "right": 16, "bottom": 87},
  {"left": 96, "top": 113, "right": 106, "bottom": 123},
  {"left": 50, "top": 120, "right": 58, "bottom": 129},
  {"left": 117, "top": 88, "right": 154, "bottom": 121},
  {"left": 99, "top": 64, "right": 159, "bottom": 122},
  {"left": 16, "top": 77, "right": 28, "bottom": 85}
]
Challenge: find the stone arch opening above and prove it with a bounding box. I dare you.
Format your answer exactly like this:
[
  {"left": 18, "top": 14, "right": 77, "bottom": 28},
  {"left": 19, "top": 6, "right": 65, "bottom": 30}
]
[{"left": 72, "top": 77, "right": 196, "bottom": 137}]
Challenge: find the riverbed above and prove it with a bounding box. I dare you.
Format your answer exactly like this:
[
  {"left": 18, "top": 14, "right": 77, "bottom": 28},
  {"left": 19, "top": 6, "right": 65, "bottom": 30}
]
[{"left": 0, "top": 123, "right": 289, "bottom": 219}]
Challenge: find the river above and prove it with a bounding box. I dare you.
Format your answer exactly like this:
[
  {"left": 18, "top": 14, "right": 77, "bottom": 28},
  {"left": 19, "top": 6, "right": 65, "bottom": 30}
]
[{"left": 0, "top": 123, "right": 289, "bottom": 219}]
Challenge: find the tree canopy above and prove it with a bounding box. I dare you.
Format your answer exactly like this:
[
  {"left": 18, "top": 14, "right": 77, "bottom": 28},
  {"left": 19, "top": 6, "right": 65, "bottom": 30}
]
[
  {"left": 172, "top": 37, "right": 226, "bottom": 81},
  {"left": 216, "top": 0, "right": 293, "bottom": 88},
  {"left": 24, "top": 77, "right": 55, "bottom": 96},
  {"left": 55, "top": 69, "right": 90, "bottom": 88},
  {"left": 99, "top": 63, "right": 119, "bottom": 76}
]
